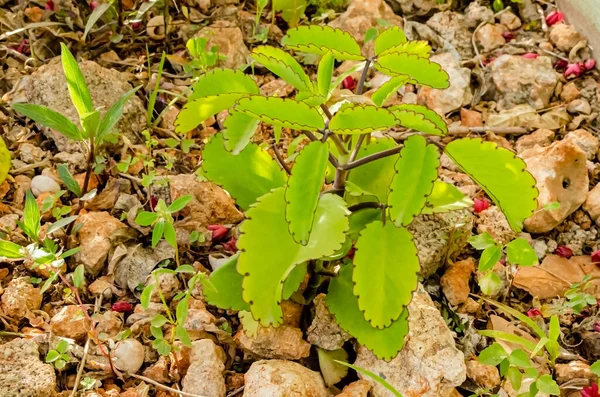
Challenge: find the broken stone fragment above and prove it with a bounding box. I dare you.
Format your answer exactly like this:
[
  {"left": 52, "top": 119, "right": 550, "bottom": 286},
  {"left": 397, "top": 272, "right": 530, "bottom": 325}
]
[
  {"left": 441, "top": 258, "right": 475, "bottom": 306},
  {"left": 50, "top": 305, "right": 91, "bottom": 342},
  {"left": 0, "top": 277, "right": 42, "bottom": 318},
  {"left": 235, "top": 324, "right": 311, "bottom": 360},
  {"left": 307, "top": 294, "right": 351, "bottom": 350},
  {"left": 182, "top": 339, "right": 227, "bottom": 397},
  {"left": 244, "top": 360, "right": 330, "bottom": 397}
]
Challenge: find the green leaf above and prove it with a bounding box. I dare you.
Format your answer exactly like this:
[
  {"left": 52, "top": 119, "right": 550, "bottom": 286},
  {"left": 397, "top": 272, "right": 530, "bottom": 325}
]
[
  {"left": 40, "top": 271, "right": 59, "bottom": 294},
  {"left": 317, "top": 348, "right": 349, "bottom": 387},
  {"left": 364, "top": 27, "right": 378, "bottom": 43},
  {"left": 389, "top": 104, "right": 448, "bottom": 136},
  {"left": 469, "top": 232, "right": 497, "bottom": 250},
  {"left": 176, "top": 294, "right": 189, "bottom": 324},
  {"left": 152, "top": 219, "right": 165, "bottom": 247},
  {"left": 163, "top": 222, "right": 177, "bottom": 248},
  {"left": 239, "top": 310, "right": 259, "bottom": 336},
  {"left": 480, "top": 297, "right": 546, "bottom": 340},
  {"left": 478, "top": 330, "right": 537, "bottom": 352},
  {"left": 285, "top": 141, "right": 328, "bottom": 245},
  {"left": 234, "top": 97, "right": 324, "bottom": 131},
  {"left": 282, "top": 262, "right": 308, "bottom": 300},
  {"left": 238, "top": 187, "right": 349, "bottom": 326},
  {"left": 353, "top": 221, "right": 418, "bottom": 328},
  {"left": 444, "top": 138, "right": 538, "bottom": 232},
  {"left": 346, "top": 137, "right": 397, "bottom": 205},
  {"left": 478, "top": 343, "right": 508, "bottom": 366},
  {"left": 549, "top": 315, "right": 560, "bottom": 342},
  {"left": 317, "top": 52, "right": 334, "bottom": 97},
  {"left": 204, "top": 254, "right": 249, "bottom": 311},
  {"left": 96, "top": 86, "right": 141, "bottom": 143},
  {"left": 222, "top": 111, "right": 260, "bottom": 155},
  {"left": 479, "top": 271, "right": 502, "bottom": 296},
  {"left": 150, "top": 325, "right": 164, "bottom": 339},
  {"left": 11, "top": 104, "right": 82, "bottom": 141},
  {"left": 56, "top": 339, "right": 70, "bottom": 354},
  {"left": 83, "top": 2, "right": 112, "bottom": 40},
  {"left": 154, "top": 339, "right": 172, "bottom": 356},
  {"left": 0, "top": 240, "right": 23, "bottom": 258},
  {"left": 188, "top": 69, "right": 259, "bottom": 101},
  {"left": 141, "top": 284, "right": 155, "bottom": 309},
  {"left": 60, "top": 43, "right": 94, "bottom": 119},
  {"left": 136, "top": 211, "right": 158, "bottom": 227},
  {"left": 347, "top": 208, "right": 382, "bottom": 240},
  {"left": 176, "top": 324, "right": 192, "bottom": 347},
  {"left": 168, "top": 195, "right": 193, "bottom": 213},
  {"left": 273, "top": 0, "right": 307, "bottom": 27},
  {"left": 0, "top": 136, "right": 9, "bottom": 186},
  {"left": 506, "top": 366, "right": 522, "bottom": 391},
  {"left": 374, "top": 26, "right": 407, "bottom": 56},
  {"left": 175, "top": 94, "right": 247, "bottom": 134},
  {"left": 326, "top": 263, "right": 409, "bottom": 360},
  {"left": 24, "top": 190, "right": 40, "bottom": 241},
  {"left": 80, "top": 110, "right": 100, "bottom": 139},
  {"left": 509, "top": 349, "right": 532, "bottom": 368},
  {"left": 73, "top": 264, "right": 85, "bottom": 288},
  {"left": 151, "top": 314, "right": 169, "bottom": 327},
  {"left": 505, "top": 238, "right": 538, "bottom": 267},
  {"left": 421, "top": 181, "right": 473, "bottom": 214},
  {"left": 589, "top": 360, "right": 600, "bottom": 377},
  {"left": 387, "top": 135, "right": 439, "bottom": 226},
  {"left": 378, "top": 40, "right": 431, "bottom": 58},
  {"left": 479, "top": 246, "right": 501, "bottom": 272},
  {"left": 251, "top": 46, "right": 313, "bottom": 92},
  {"left": 175, "top": 264, "right": 195, "bottom": 274},
  {"left": 57, "top": 164, "right": 82, "bottom": 197},
  {"left": 334, "top": 360, "right": 403, "bottom": 397},
  {"left": 201, "top": 133, "right": 287, "bottom": 210},
  {"left": 536, "top": 374, "right": 559, "bottom": 395},
  {"left": 329, "top": 105, "right": 398, "bottom": 134},
  {"left": 371, "top": 76, "right": 410, "bottom": 107},
  {"left": 282, "top": 26, "right": 363, "bottom": 61},
  {"left": 46, "top": 350, "right": 60, "bottom": 363},
  {"left": 376, "top": 53, "right": 449, "bottom": 89}
]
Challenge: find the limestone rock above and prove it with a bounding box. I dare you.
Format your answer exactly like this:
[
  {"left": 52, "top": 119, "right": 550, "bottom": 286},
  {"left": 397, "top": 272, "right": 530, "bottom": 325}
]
[
  {"left": 235, "top": 325, "right": 310, "bottom": 360},
  {"left": 550, "top": 23, "right": 584, "bottom": 52},
  {"left": 440, "top": 258, "right": 475, "bottom": 306},
  {"left": 1, "top": 277, "right": 42, "bottom": 318},
  {"left": 354, "top": 286, "right": 466, "bottom": 397},
  {"left": 499, "top": 11, "right": 522, "bottom": 30},
  {"left": 523, "top": 139, "right": 589, "bottom": 233},
  {"left": 112, "top": 339, "right": 144, "bottom": 374},
  {"left": 0, "top": 338, "right": 56, "bottom": 397},
  {"left": 260, "top": 79, "right": 294, "bottom": 98},
  {"left": 409, "top": 210, "right": 473, "bottom": 277},
  {"left": 50, "top": 305, "right": 91, "bottom": 342},
  {"left": 244, "top": 360, "right": 329, "bottom": 397},
  {"left": 515, "top": 129, "right": 554, "bottom": 153},
  {"left": 182, "top": 339, "right": 226, "bottom": 397},
  {"left": 561, "top": 82, "right": 581, "bottom": 102},
  {"left": 563, "top": 129, "right": 599, "bottom": 160},
  {"left": 307, "top": 294, "right": 351, "bottom": 350},
  {"left": 194, "top": 21, "right": 249, "bottom": 69},
  {"left": 9, "top": 58, "right": 145, "bottom": 152},
  {"left": 418, "top": 52, "right": 472, "bottom": 115},
  {"left": 490, "top": 55, "right": 558, "bottom": 110},
  {"left": 466, "top": 360, "right": 501, "bottom": 389},
  {"left": 464, "top": 2, "right": 494, "bottom": 28},
  {"left": 475, "top": 24, "right": 506, "bottom": 52},
  {"left": 19, "top": 143, "right": 45, "bottom": 164},
  {"left": 476, "top": 206, "right": 517, "bottom": 245},
  {"left": 391, "top": 0, "right": 436, "bottom": 15},
  {"left": 31, "top": 175, "right": 60, "bottom": 197},
  {"left": 73, "top": 212, "right": 133, "bottom": 276},
  {"left": 555, "top": 360, "right": 596, "bottom": 384},
  {"left": 584, "top": 183, "right": 600, "bottom": 225},
  {"left": 146, "top": 272, "right": 180, "bottom": 303},
  {"left": 460, "top": 108, "right": 483, "bottom": 127},
  {"left": 427, "top": 12, "right": 474, "bottom": 59},
  {"left": 567, "top": 98, "right": 592, "bottom": 115},
  {"left": 94, "top": 311, "right": 123, "bottom": 338},
  {"left": 337, "top": 381, "right": 371, "bottom": 397}
]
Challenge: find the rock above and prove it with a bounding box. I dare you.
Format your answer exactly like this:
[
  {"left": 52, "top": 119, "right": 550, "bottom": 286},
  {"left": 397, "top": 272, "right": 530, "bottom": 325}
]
[
  {"left": 19, "top": 143, "right": 45, "bottom": 164},
  {"left": 567, "top": 98, "right": 592, "bottom": 115},
  {"left": 50, "top": 305, "right": 91, "bottom": 342},
  {"left": 354, "top": 286, "right": 466, "bottom": 397},
  {"left": 466, "top": 360, "right": 501, "bottom": 389},
  {"left": 561, "top": 82, "right": 581, "bottom": 102},
  {"left": 476, "top": 206, "right": 517, "bottom": 245},
  {"left": 338, "top": 381, "right": 371, "bottom": 397},
  {"left": 142, "top": 356, "right": 170, "bottom": 384},
  {"left": 197, "top": 0, "right": 210, "bottom": 13},
  {"left": 460, "top": 108, "right": 483, "bottom": 127},
  {"left": 94, "top": 311, "right": 123, "bottom": 338},
  {"left": 235, "top": 325, "right": 310, "bottom": 360},
  {"left": 260, "top": 79, "right": 294, "bottom": 98},
  {"left": 418, "top": 52, "right": 472, "bottom": 115},
  {"left": 409, "top": 210, "right": 473, "bottom": 277},
  {"left": 9, "top": 58, "right": 145, "bottom": 152},
  {"left": 550, "top": 23, "right": 584, "bottom": 52},
  {"left": 194, "top": 21, "right": 249, "bottom": 69},
  {"left": 146, "top": 272, "right": 180, "bottom": 303},
  {"left": 523, "top": 139, "right": 588, "bottom": 233},
  {"left": 85, "top": 178, "right": 131, "bottom": 211},
  {"left": 244, "top": 360, "right": 329, "bottom": 397},
  {"left": 182, "top": 339, "right": 226, "bottom": 397},
  {"left": 555, "top": 360, "right": 596, "bottom": 384},
  {"left": 168, "top": 175, "right": 243, "bottom": 227},
  {"left": 490, "top": 55, "right": 558, "bottom": 110},
  {"left": 499, "top": 11, "right": 522, "bottom": 30},
  {"left": 440, "top": 258, "right": 475, "bottom": 306},
  {"left": 1, "top": 277, "right": 42, "bottom": 318},
  {"left": 30, "top": 174, "right": 60, "bottom": 197},
  {"left": 515, "top": 129, "right": 554, "bottom": 153},
  {"left": 54, "top": 151, "right": 87, "bottom": 171},
  {"left": 0, "top": 338, "right": 56, "bottom": 397},
  {"left": 329, "top": 0, "right": 402, "bottom": 50},
  {"left": 73, "top": 212, "right": 133, "bottom": 276},
  {"left": 464, "top": 2, "right": 494, "bottom": 28},
  {"left": 584, "top": 183, "right": 600, "bottom": 225},
  {"left": 112, "top": 339, "right": 145, "bottom": 374},
  {"left": 564, "top": 129, "right": 599, "bottom": 160},
  {"left": 183, "top": 306, "right": 218, "bottom": 332},
  {"left": 307, "top": 294, "right": 351, "bottom": 350},
  {"left": 475, "top": 24, "right": 506, "bottom": 52},
  {"left": 391, "top": 0, "right": 436, "bottom": 15},
  {"left": 427, "top": 12, "right": 474, "bottom": 59}
]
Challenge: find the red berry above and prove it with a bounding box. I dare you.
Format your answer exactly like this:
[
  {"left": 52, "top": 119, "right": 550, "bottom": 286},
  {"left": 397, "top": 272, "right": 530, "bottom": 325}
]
[
  {"left": 565, "top": 62, "right": 583, "bottom": 78},
  {"left": 594, "top": 322, "right": 600, "bottom": 332},
  {"left": 342, "top": 76, "right": 357, "bottom": 91},
  {"left": 501, "top": 31, "right": 515, "bottom": 41},
  {"left": 582, "top": 383, "right": 599, "bottom": 397},
  {"left": 545, "top": 10, "right": 564, "bottom": 26},
  {"left": 521, "top": 53, "right": 538, "bottom": 59},
  {"left": 555, "top": 245, "right": 573, "bottom": 259},
  {"left": 585, "top": 59, "right": 597, "bottom": 71},
  {"left": 473, "top": 198, "right": 490, "bottom": 213},
  {"left": 131, "top": 21, "right": 141, "bottom": 30},
  {"left": 526, "top": 308, "right": 541, "bottom": 317},
  {"left": 554, "top": 59, "right": 568, "bottom": 70},
  {"left": 208, "top": 225, "right": 229, "bottom": 241},
  {"left": 45, "top": 0, "right": 55, "bottom": 10},
  {"left": 90, "top": 1, "right": 98, "bottom": 10},
  {"left": 592, "top": 250, "right": 600, "bottom": 262},
  {"left": 112, "top": 301, "right": 133, "bottom": 312},
  {"left": 223, "top": 237, "right": 237, "bottom": 253}
]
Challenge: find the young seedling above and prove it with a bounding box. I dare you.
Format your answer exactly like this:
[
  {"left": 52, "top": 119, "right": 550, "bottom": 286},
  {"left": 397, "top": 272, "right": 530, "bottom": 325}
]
[
  {"left": 174, "top": 25, "right": 539, "bottom": 360},
  {"left": 46, "top": 339, "right": 71, "bottom": 370}
]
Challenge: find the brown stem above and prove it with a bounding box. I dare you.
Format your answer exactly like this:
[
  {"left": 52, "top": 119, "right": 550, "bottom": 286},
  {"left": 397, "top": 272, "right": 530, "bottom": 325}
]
[
  {"left": 356, "top": 59, "right": 371, "bottom": 95},
  {"left": 271, "top": 144, "right": 291, "bottom": 175},
  {"left": 341, "top": 145, "right": 403, "bottom": 170},
  {"left": 303, "top": 131, "right": 339, "bottom": 168},
  {"left": 81, "top": 141, "right": 95, "bottom": 196}
]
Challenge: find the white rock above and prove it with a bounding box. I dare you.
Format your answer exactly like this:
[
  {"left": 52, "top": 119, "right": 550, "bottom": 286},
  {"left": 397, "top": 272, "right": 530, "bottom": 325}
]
[
  {"left": 0, "top": 338, "right": 56, "bottom": 397},
  {"left": 550, "top": 23, "right": 584, "bottom": 52},
  {"left": 563, "top": 129, "right": 599, "bottom": 160},
  {"left": 244, "top": 360, "right": 329, "bottom": 397},
  {"left": 30, "top": 175, "right": 60, "bottom": 197},
  {"left": 112, "top": 339, "right": 145, "bottom": 374},
  {"left": 1, "top": 277, "right": 42, "bottom": 318},
  {"left": 182, "top": 339, "right": 226, "bottom": 397}
]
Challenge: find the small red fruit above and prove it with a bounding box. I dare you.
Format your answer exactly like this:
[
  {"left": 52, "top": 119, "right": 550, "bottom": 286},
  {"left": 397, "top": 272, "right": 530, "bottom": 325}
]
[
  {"left": 526, "top": 308, "right": 542, "bottom": 317},
  {"left": 521, "top": 53, "right": 538, "bottom": 59},
  {"left": 565, "top": 62, "right": 583, "bottom": 78},
  {"left": 554, "top": 59, "right": 568, "bottom": 70},
  {"left": 131, "top": 21, "right": 141, "bottom": 30},
  {"left": 342, "top": 76, "right": 357, "bottom": 91},
  {"left": 582, "top": 383, "right": 599, "bottom": 397},
  {"left": 501, "top": 31, "right": 515, "bottom": 41},
  {"left": 45, "top": 0, "right": 55, "bottom": 10},
  {"left": 545, "top": 10, "right": 564, "bottom": 26},
  {"left": 90, "top": 1, "right": 98, "bottom": 10},
  {"left": 112, "top": 301, "right": 133, "bottom": 312},
  {"left": 594, "top": 322, "right": 600, "bottom": 332},
  {"left": 592, "top": 250, "right": 600, "bottom": 262},
  {"left": 208, "top": 224, "right": 229, "bottom": 241},
  {"left": 585, "top": 59, "right": 597, "bottom": 71},
  {"left": 555, "top": 245, "right": 573, "bottom": 259},
  {"left": 223, "top": 237, "right": 237, "bottom": 253},
  {"left": 473, "top": 198, "right": 490, "bottom": 213}
]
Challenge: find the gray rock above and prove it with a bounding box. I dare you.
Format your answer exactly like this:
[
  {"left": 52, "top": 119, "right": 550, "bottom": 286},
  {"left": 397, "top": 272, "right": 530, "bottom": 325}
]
[
  {"left": 112, "top": 339, "right": 145, "bottom": 374},
  {"left": 427, "top": 11, "right": 474, "bottom": 59},
  {"left": 19, "top": 143, "right": 45, "bottom": 164},
  {"left": 182, "top": 339, "right": 226, "bottom": 397},
  {"left": 307, "top": 294, "right": 351, "bottom": 350},
  {"left": 354, "top": 286, "right": 466, "bottom": 397},
  {"left": 391, "top": 0, "right": 437, "bottom": 15},
  {"left": 244, "top": 360, "right": 330, "bottom": 397},
  {"left": 0, "top": 338, "right": 56, "bottom": 397},
  {"left": 464, "top": 1, "right": 494, "bottom": 28},
  {"left": 490, "top": 55, "right": 559, "bottom": 110},
  {"left": 1, "top": 277, "right": 41, "bottom": 318},
  {"left": 31, "top": 174, "right": 60, "bottom": 197}
]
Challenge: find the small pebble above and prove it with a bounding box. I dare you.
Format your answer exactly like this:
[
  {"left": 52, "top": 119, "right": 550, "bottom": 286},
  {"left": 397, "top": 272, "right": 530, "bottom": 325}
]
[{"left": 30, "top": 175, "right": 60, "bottom": 197}]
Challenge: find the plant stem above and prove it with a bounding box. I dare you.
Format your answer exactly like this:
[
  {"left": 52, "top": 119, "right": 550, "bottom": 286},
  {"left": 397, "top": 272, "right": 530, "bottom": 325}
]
[
  {"left": 271, "top": 144, "right": 291, "bottom": 175},
  {"left": 81, "top": 139, "right": 95, "bottom": 196},
  {"left": 348, "top": 202, "right": 386, "bottom": 212},
  {"left": 304, "top": 131, "right": 339, "bottom": 168},
  {"left": 341, "top": 145, "right": 403, "bottom": 170}
]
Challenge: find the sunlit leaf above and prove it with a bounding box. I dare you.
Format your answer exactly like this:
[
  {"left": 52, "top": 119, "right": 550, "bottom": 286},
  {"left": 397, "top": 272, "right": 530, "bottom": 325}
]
[
  {"left": 376, "top": 53, "right": 449, "bottom": 89},
  {"left": 222, "top": 111, "right": 260, "bottom": 155},
  {"left": 421, "top": 181, "right": 473, "bottom": 214},
  {"left": 371, "top": 76, "right": 410, "bottom": 107},
  {"left": 282, "top": 26, "right": 363, "bottom": 61},
  {"left": 187, "top": 69, "right": 259, "bottom": 101},
  {"left": 83, "top": 3, "right": 112, "bottom": 40},
  {"left": 378, "top": 40, "right": 431, "bottom": 58},
  {"left": 57, "top": 164, "right": 82, "bottom": 197},
  {"left": 389, "top": 104, "right": 448, "bottom": 136},
  {"left": 505, "top": 238, "right": 538, "bottom": 267},
  {"left": 317, "top": 52, "right": 334, "bottom": 97},
  {"left": 234, "top": 96, "right": 324, "bottom": 131},
  {"left": 60, "top": 43, "right": 94, "bottom": 118},
  {"left": 273, "top": 0, "right": 307, "bottom": 27},
  {"left": 329, "top": 105, "right": 398, "bottom": 134},
  {"left": 0, "top": 240, "right": 23, "bottom": 258},
  {"left": 317, "top": 348, "right": 348, "bottom": 387},
  {"left": 96, "top": 86, "right": 141, "bottom": 142},
  {"left": 374, "top": 26, "right": 407, "bottom": 56},
  {"left": 11, "top": 104, "right": 82, "bottom": 141},
  {"left": 251, "top": 46, "right": 313, "bottom": 92},
  {"left": 204, "top": 254, "right": 249, "bottom": 311},
  {"left": 24, "top": 190, "right": 40, "bottom": 241},
  {"left": 175, "top": 94, "right": 246, "bottom": 134}
]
